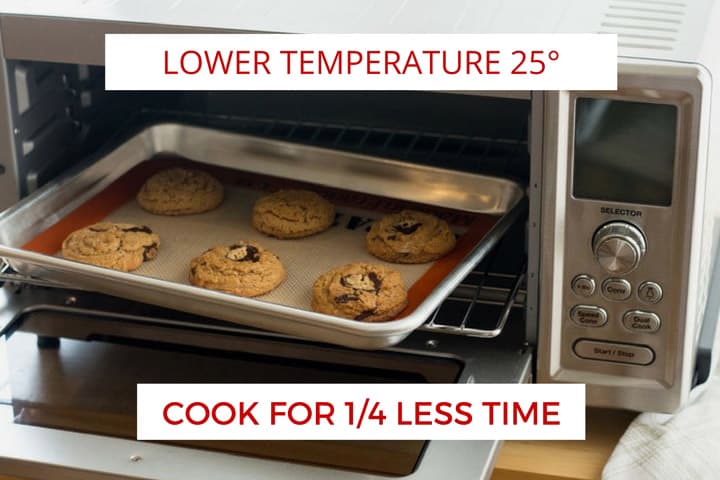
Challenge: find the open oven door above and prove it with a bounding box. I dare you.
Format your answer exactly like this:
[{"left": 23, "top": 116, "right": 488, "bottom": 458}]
[{"left": 0, "top": 278, "right": 533, "bottom": 480}]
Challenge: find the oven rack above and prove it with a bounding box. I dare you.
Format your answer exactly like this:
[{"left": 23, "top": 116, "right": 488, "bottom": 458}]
[
  {"left": 422, "top": 269, "right": 526, "bottom": 338},
  {"left": 420, "top": 224, "right": 526, "bottom": 338},
  {"left": 0, "top": 249, "right": 526, "bottom": 341},
  {"left": 0, "top": 260, "right": 82, "bottom": 289}
]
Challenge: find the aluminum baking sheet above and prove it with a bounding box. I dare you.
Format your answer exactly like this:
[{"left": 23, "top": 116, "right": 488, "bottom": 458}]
[{"left": 0, "top": 123, "right": 525, "bottom": 349}]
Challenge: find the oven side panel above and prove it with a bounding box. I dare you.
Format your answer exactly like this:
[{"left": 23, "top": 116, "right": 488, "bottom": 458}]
[
  {"left": 0, "top": 33, "right": 21, "bottom": 209},
  {"left": 693, "top": 5, "right": 720, "bottom": 385}
]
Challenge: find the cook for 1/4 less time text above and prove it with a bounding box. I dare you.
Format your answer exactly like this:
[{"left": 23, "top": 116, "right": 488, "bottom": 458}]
[{"left": 162, "top": 399, "right": 561, "bottom": 427}]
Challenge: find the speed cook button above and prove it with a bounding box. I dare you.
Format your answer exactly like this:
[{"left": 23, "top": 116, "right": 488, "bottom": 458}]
[
  {"left": 570, "top": 305, "right": 608, "bottom": 327},
  {"left": 573, "top": 340, "right": 655, "bottom": 365}
]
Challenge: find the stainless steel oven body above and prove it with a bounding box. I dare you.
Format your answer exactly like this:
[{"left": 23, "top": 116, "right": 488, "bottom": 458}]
[{"left": 0, "top": 1, "right": 720, "bottom": 479}]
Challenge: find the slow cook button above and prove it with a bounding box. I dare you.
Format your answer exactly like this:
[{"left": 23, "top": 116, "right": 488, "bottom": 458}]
[
  {"left": 623, "top": 310, "right": 661, "bottom": 333},
  {"left": 573, "top": 340, "right": 655, "bottom": 365},
  {"left": 570, "top": 305, "right": 608, "bottom": 327},
  {"left": 601, "top": 278, "right": 632, "bottom": 301}
]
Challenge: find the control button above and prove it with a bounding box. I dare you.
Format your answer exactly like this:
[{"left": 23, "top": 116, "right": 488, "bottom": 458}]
[
  {"left": 638, "top": 281, "right": 663, "bottom": 304},
  {"left": 573, "top": 340, "right": 655, "bottom": 365},
  {"left": 623, "top": 310, "right": 661, "bottom": 333},
  {"left": 592, "top": 222, "right": 647, "bottom": 275},
  {"left": 570, "top": 305, "right": 608, "bottom": 327},
  {"left": 601, "top": 278, "right": 632, "bottom": 301},
  {"left": 571, "top": 274, "right": 596, "bottom": 297}
]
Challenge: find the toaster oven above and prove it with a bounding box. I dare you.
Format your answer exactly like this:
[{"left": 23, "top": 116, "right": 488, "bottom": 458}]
[{"left": 0, "top": 1, "right": 719, "bottom": 479}]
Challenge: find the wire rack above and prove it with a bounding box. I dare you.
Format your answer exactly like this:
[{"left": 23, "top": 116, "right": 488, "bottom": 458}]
[{"left": 422, "top": 263, "right": 526, "bottom": 338}]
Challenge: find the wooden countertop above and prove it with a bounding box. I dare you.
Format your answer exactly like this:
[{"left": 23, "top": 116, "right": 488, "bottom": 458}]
[
  {"left": 492, "top": 408, "right": 637, "bottom": 480},
  {"left": 1, "top": 408, "right": 636, "bottom": 480}
]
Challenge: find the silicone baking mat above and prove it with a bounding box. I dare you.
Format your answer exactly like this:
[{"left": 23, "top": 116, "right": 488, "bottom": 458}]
[{"left": 22, "top": 156, "right": 498, "bottom": 319}]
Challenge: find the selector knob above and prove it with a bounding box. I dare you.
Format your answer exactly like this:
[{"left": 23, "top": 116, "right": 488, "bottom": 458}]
[{"left": 592, "top": 222, "right": 647, "bottom": 275}]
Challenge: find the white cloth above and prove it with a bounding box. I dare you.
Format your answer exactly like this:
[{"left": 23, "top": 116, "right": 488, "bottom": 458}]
[
  {"left": 604, "top": 246, "right": 720, "bottom": 480},
  {"left": 602, "top": 372, "right": 720, "bottom": 480}
]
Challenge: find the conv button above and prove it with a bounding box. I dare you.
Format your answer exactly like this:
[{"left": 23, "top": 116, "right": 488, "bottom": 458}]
[
  {"left": 601, "top": 278, "right": 632, "bottom": 301},
  {"left": 570, "top": 305, "right": 608, "bottom": 327},
  {"left": 573, "top": 340, "right": 655, "bottom": 365},
  {"left": 623, "top": 310, "right": 661, "bottom": 333}
]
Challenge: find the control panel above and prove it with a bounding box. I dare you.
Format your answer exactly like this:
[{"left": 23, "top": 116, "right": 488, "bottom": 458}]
[
  {"left": 563, "top": 217, "right": 670, "bottom": 370},
  {"left": 537, "top": 66, "right": 707, "bottom": 412},
  {"left": 557, "top": 94, "right": 687, "bottom": 386}
]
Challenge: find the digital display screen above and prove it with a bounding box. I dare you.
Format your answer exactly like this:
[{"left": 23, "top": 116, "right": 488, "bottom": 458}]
[{"left": 573, "top": 98, "right": 677, "bottom": 206}]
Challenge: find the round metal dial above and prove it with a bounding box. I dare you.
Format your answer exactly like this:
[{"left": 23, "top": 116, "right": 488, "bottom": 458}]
[{"left": 592, "top": 222, "right": 647, "bottom": 275}]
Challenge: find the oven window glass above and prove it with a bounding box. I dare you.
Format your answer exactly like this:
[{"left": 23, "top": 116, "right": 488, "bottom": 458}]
[{"left": 573, "top": 98, "right": 677, "bottom": 206}]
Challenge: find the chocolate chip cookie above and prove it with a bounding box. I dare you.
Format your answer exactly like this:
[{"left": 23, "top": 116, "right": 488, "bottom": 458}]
[
  {"left": 189, "top": 241, "right": 286, "bottom": 297},
  {"left": 252, "top": 189, "right": 335, "bottom": 239},
  {"left": 137, "top": 167, "right": 224, "bottom": 215},
  {"left": 61, "top": 222, "right": 160, "bottom": 272},
  {"left": 311, "top": 263, "right": 408, "bottom": 322},
  {"left": 366, "top": 210, "right": 456, "bottom": 264}
]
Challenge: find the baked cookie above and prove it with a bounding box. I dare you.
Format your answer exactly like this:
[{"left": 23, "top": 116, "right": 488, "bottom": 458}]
[
  {"left": 366, "top": 210, "right": 456, "bottom": 264},
  {"left": 189, "top": 241, "right": 285, "bottom": 297},
  {"left": 311, "top": 263, "right": 408, "bottom": 322},
  {"left": 252, "top": 189, "right": 335, "bottom": 239},
  {"left": 137, "top": 167, "right": 224, "bottom": 215},
  {"left": 61, "top": 222, "right": 160, "bottom": 272}
]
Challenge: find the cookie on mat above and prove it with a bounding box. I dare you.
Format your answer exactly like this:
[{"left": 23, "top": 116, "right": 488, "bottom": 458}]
[
  {"left": 61, "top": 222, "right": 160, "bottom": 272},
  {"left": 252, "top": 189, "right": 335, "bottom": 239},
  {"left": 137, "top": 167, "right": 224, "bottom": 215},
  {"left": 189, "top": 241, "right": 285, "bottom": 297},
  {"left": 311, "top": 263, "right": 408, "bottom": 322},
  {"left": 366, "top": 210, "right": 456, "bottom": 264}
]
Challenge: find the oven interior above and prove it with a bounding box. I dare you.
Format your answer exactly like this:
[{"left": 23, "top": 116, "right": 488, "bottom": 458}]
[{"left": 0, "top": 60, "right": 532, "bottom": 475}]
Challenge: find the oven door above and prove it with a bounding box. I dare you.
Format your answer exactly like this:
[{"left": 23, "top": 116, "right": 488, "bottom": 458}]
[{"left": 0, "top": 282, "right": 532, "bottom": 480}]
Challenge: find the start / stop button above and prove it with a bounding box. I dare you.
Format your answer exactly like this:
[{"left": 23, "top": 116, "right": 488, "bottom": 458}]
[{"left": 573, "top": 339, "right": 655, "bottom": 365}]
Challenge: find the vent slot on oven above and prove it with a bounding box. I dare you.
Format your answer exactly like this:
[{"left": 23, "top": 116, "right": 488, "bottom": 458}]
[{"left": 599, "top": 0, "right": 687, "bottom": 51}]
